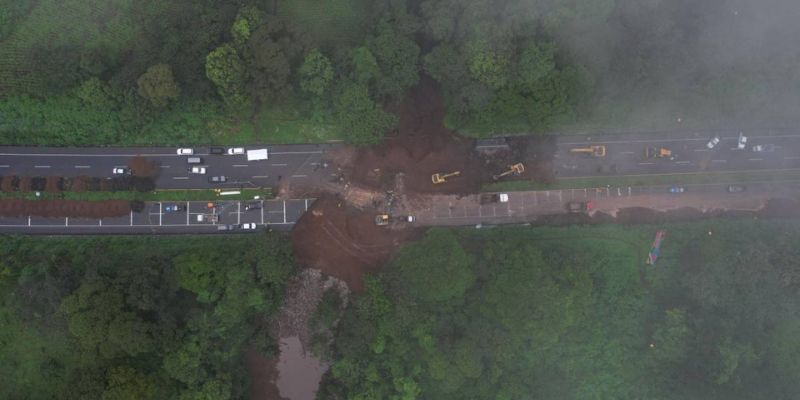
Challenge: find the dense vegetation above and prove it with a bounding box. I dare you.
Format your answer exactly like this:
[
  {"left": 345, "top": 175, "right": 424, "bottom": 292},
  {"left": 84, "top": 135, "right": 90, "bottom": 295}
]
[
  {"left": 3, "top": 0, "right": 797, "bottom": 145},
  {"left": 320, "top": 221, "right": 800, "bottom": 399},
  {"left": 0, "top": 234, "right": 294, "bottom": 399}
]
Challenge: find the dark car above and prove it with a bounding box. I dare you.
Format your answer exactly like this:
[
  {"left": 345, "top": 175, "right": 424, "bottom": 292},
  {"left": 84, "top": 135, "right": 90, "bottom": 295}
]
[
  {"left": 727, "top": 184, "right": 746, "bottom": 193},
  {"left": 209, "top": 147, "right": 225, "bottom": 155},
  {"left": 208, "top": 176, "right": 228, "bottom": 183}
]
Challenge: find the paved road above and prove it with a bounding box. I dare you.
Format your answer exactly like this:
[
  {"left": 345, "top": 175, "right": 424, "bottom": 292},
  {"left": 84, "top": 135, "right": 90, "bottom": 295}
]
[
  {"left": 412, "top": 181, "right": 800, "bottom": 227},
  {"left": 0, "top": 144, "right": 334, "bottom": 189},
  {"left": 0, "top": 198, "right": 314, "bottom": 234},
  {"left": 552, "top": 130, "right": 800, "bottom": 178}
]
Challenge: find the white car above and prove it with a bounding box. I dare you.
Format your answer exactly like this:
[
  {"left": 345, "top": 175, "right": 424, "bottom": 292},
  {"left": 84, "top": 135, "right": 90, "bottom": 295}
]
[
  {"left": 706, "top": 136, "right": 720, "bottom": 149},
  {"left": 242, "top": 223, "right": 257, "bottom": 230},
  {"left": 112, "top": 167, "right": 129, "bottom": 175},
  {"left": 227, "top": 147, "right": 245, "bottom": 155},
  {"left": 190, "top": 166, "right": 206, "bottom": 174},
  {"left": 177, "top": 148, "right": 194, "bottom": 155},
  {"left": 737, "top": 133, "right": 747, "bottom": 150}
]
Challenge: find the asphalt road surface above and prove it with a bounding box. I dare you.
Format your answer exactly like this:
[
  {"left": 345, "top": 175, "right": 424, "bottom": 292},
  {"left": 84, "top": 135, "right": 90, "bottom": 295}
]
[
  {"left": 553, "top": 130, "right": 800, "bottom": 178},
  {"left": 0, "top": 198, "right": 314, "bottom": 234},
  {"left": 0, "top": 144, "right": 333, "bottom": 189},
  {"left": 413, "top": 181, "right": 800, "bottom": 227}
]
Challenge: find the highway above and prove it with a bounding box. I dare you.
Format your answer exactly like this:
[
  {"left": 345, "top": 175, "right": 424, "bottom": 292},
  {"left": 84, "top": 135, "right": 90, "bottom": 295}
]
[
  {"left": 0, "top": 198, "right": 314, "bottom": 234},
  {"left": 0, "top": 144, "right": 333, "bottom": 189},
  {"left": 552, "top": 130, "right": 800, "bottom": 178}
]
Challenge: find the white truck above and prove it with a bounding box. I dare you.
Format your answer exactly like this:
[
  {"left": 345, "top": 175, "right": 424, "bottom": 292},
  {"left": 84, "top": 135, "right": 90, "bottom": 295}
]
[{"left": 247, "top": 148, "right": 269, "bottom": 161}]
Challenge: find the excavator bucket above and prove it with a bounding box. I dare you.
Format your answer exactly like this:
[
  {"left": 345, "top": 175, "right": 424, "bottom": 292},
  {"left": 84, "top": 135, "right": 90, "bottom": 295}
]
[{"left": 431, "top": 171, "right": 460, "bottom": 184}]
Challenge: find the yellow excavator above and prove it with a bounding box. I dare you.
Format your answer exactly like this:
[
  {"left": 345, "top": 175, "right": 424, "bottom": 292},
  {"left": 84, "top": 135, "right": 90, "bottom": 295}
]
[
  {"left": 570, "top": 145, "right": 606, "bottom": 157},
  {"left": 492, "top": 163, "right": 525, "bottom": 180},
  {"left": 374, "top": 214, "right": 389, "bottom": 226},
  {"left": 431, "top": 171, "right": 460, "bottom": 184}
]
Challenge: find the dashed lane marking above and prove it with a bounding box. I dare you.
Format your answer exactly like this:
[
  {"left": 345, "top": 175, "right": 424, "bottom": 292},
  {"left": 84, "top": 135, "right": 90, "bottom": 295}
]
[
  {"left": 712, "top": 159, "right": 727, "bottom": 163},
  {"left": 74, "top": 165, "right": 91, "bottom": 168},
  {"left": 292, "top": 175, "right": 307, "bottom": 178},
  {"left": 675, "top": 161, "right": 691, "bottom": 164},
  {"left": 638, "top": 162, "right": 655, "bottom": 165},
  {"left": 252, "top": 175, "right": 269, "bottom": 179},
  {"left": 172, "top": 176, "right": 189, "bottom": 180},
  {"left": 272, "top": 163, "right": 288, "bottom": 167},
  {"left": 34, "top": 165, "right": 50, "bottom": 168},
  {"left": 748, "top": 158, "right": 763, "bottom": 161},
  {"left": 233, "top": 164, "right": 248, "bottom": 167}
]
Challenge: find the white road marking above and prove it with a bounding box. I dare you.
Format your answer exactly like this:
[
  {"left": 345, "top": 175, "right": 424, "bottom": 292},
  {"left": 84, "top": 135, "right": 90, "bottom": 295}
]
[
  {"left": 694, "top": 149, "right": 709, "bottom": 152},
  {"left": 271, "top": 163, "right": 288, "bottom": 167},
  {"left": 0, "top": 165, "right": 8, "bottom": 168},
  {"left": 283, "top": 201, "right": 287, "bottom": 224},
  {"left": 172, "top": 176, "right": 188, "bottom": 180},
  {"left": 233, "top": 164, "right": 248, "bottom": 167},
  {"left": 252, "top": 175, "right": 269, "bottom": 178},
  {"left": 620, "top": 151, "right": 635, "bottom": 155},
  {"left": 785, "top": 156, "right": 800, "bottom": 160},
  {"left": 34, "top": 165, "right": 50, "bottom": 168},
  {"left": 638, "top": 162, "right": 655, "bottom": 165},
  {"left": 748, "top": 158, "right": 763, "bottom": 161},
  {"left": 675, "top": 161, "right": 691, "bottom": 164},
  {"left": 74, "top": 165, "right": 91, "bottom": 169},
  {"left": 270, "top": 151, "right": 323, "bottom": 155},
  {"left": 712, "top": 159, "right": 727, "bottom": 163},
  {"left": 160, "top": 165, "right": 171, "bottom": 168},
  {"left": 292, "top": 175, "right": 307, "bottom": 178}
]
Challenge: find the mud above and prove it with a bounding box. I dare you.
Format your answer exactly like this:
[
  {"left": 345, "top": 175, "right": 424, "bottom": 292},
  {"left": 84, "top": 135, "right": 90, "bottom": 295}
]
[{"left": 290, "top": 195, "right": 422, "bottom": 292}]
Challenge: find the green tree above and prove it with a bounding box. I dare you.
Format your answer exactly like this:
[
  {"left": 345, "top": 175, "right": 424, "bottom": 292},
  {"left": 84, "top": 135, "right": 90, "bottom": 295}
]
[
  {"left": 351, "top": 47, "right": 380, "bottom": 86},
  {"left": 389, "top": 229, "right": 475, "bottom": 304},
  {"left": 76, "top": 77, "right": 118, "bottom": 110},
  {"left": 101, "top": 367, "right": 158, "bottom": 400},
  {"left": 244, "top": 26, "right": 291, "bottom": 105},
  {"left": 368, "top": 24, "right": 420, "bottom": 99},
  {"left": 137, "top": 64, "right": 180, "bottom": 107},
  {"left": 299, "top": 49, "right": 334, "bottom": 96},
  {"left": 333, "top": 81, "right": 396, "bottom": 145},
  {"left": 205, "top": 44, "right": 247, "bottom": 107}
]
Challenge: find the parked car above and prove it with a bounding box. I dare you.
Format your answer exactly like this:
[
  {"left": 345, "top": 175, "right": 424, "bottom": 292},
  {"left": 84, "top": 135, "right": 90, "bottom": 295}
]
[
  {"left": 242, "top": 223, "right": 257, "bottom": 230},
  {"left": 737, "top": 133, "right": 747, "bottom": 150},
  {"left": 209, "top": 147, "right": 225, "bottom": 155},
  {"left": 227, "top": 147, "right": 245, "bottom": 155},
  {"left": 177, "top": 148, "right": 194, "bottom": 155},
  {"left": 244, "top": 202, "right": 261, "bottom": 211},
  {"left": 190, "top": 166, "right": 206, "bottom": 174},
  {"left": 752, "top": 144, "right": 776, "bottom": 152},
  {"left": 208, "top": 176, "right": 228, "bottom": 183},
  {"left": 669, "top": 186, "right": 686, "bottom": 193},
  {"left": 706, "top": 136, "right": 720, "bottom": 149},
  {"left": 218, "top": 224, "right": 241, "bottom": 231},
  {"left": 112, "top": 167, "right": 130, "bottom": 175},
  {"left": 164, "top": 204, "right": 185, "bottom": 212},
  {"left": 727, "top": 185, "right": 746, "bottom": 193}
]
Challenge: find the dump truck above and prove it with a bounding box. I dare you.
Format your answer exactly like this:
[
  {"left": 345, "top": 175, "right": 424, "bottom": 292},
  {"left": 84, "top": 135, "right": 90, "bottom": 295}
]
[
  {"left": 431, "top": 171, "right": 460, "bottom": 184},
  {"left": 570, "top": 145, "right": 606, "bottom": 157},
  {"left": 566, "top": 201, "right": 593, "bottom": 213},
  {"left": 480, "top": 193, "right": 509, "bottom": 204},
  {"left": 645, "top": 147, "right": 672, "bottom": 159}
]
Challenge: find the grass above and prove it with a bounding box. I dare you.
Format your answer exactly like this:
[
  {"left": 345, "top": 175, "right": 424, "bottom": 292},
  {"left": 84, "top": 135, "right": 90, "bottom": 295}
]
[
  {"left": 0, "top": 188, "right": 273, "bottom": 202},
  {"left": 251, "top": 103, "right": 339, "bottom": 144},
  {"left": 484, "top": 168, "right": 800, "bottom": 192}
]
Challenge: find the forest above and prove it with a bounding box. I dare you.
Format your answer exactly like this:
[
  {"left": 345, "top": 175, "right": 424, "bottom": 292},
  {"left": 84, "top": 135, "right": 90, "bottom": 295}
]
[
  {"left": 318, "top": 221, "right": 800, "bottom": 399},
  {"left": 3, "top": 0, "right": 800, "bottom": 146},
  {"left": 0, "top": 234, "right": 295, "bottom": 399}
]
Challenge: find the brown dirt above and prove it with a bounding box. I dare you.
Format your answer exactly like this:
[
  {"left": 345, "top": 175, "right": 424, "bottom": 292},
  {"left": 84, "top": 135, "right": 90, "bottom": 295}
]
[
  {"left": 128, "top": 155, "right": 157, "bottom": 177},
  {"left": 18, "top": 176, "right": 31, "bottom": 192},
  {"left": 45, "top": 176, "right": 61, "bottom": 193},
  {"left": 246, "top": 350, "right": 288, "bottom": 400},
  {"left": 1, "top": 176, "right": 13, "bottom": 192},
  {"left": 291, "top": 195, "right": 422, "bottom": 292},
  {"left": 0, "top": 199, "right": 131, "bottom": 218},
  {"left": 340, "top": 77, "right": 556, "bottom": 195}
]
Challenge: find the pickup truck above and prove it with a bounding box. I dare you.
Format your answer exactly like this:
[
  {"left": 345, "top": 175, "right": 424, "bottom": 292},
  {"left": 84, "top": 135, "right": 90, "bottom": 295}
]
[
  {"left": 480, "top": 193, "right": 509, "bottom": 204},
  {"left": 566, "top": 201, "right": 593, "bottom": 213}
]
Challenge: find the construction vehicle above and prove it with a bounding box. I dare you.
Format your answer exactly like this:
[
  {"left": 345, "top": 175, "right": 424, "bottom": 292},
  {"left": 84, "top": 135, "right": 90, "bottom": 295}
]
[
  {"left": 492, "top": 163, "right": 525, "bottom": 180},
  {"left": 647, "top": 230, "right": 666, "bottom": 265},
  {"left": 480, "top": 193, "right": 509, "bottom": 204},
  {"left": 374, "top": 214, "right": 414, "bottom": 226},
  {"left": 566, "top": 201, "right": 593, "bottom": 213},
  {"left": 645, "top": 147, "right": 672, "bottom": 159},
  {"left": 431, "top": 171, "right": 460, "bottom": 184},
  {"left": 570, "top": 145, "right": 606, "bottom": 157}
]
